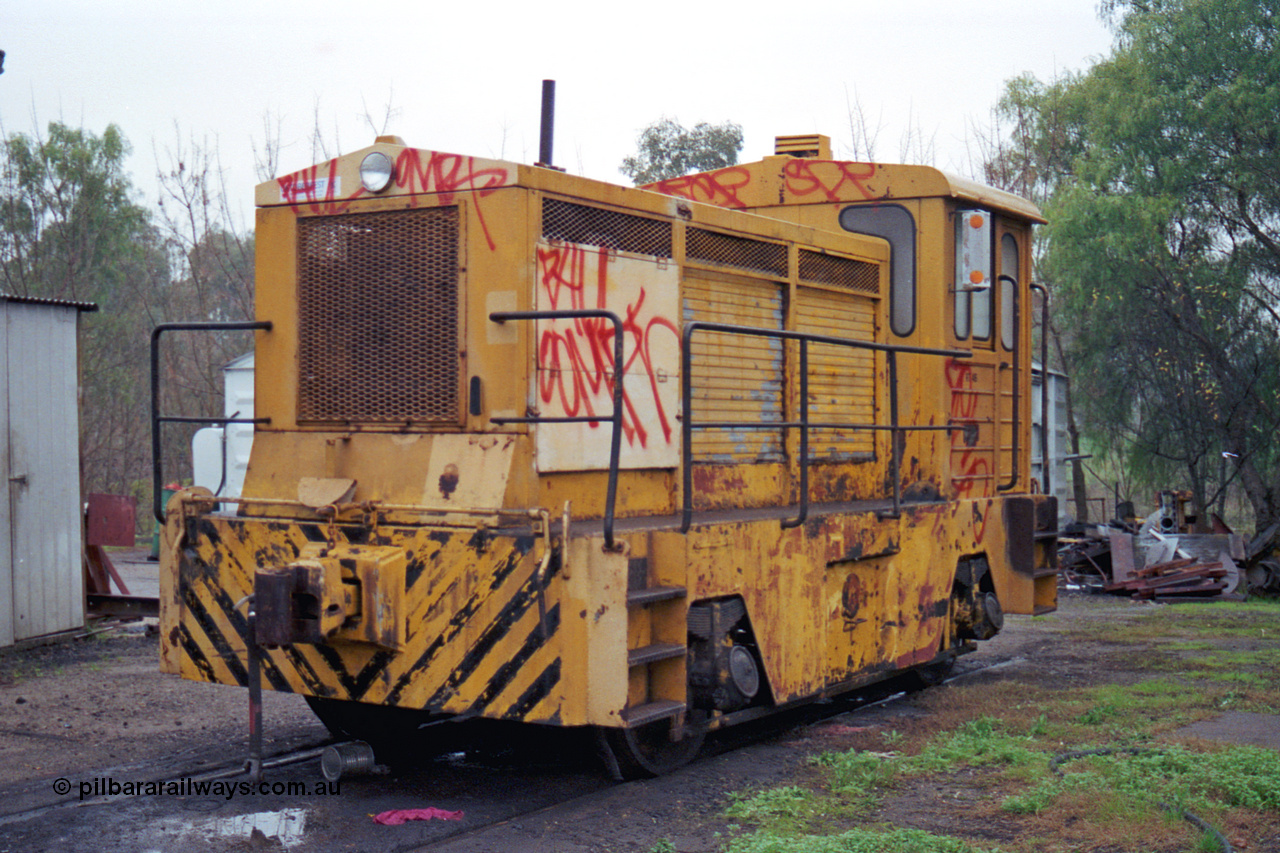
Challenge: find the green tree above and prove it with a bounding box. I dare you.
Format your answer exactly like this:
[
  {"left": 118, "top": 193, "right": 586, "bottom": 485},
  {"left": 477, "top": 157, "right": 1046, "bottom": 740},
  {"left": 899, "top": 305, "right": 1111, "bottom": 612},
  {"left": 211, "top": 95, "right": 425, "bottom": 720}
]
[
  {"left": 154, "top": 133, "right": 256, "bottom": 488},
  {"left": 996, "top": 0, "right": 1280, "bottom": 533},
  {"left": 619, "top": 118, "right": 743, "bottom": 185},
  {"left": 0, "top": 122, "right": 172, "bottom": 498}
]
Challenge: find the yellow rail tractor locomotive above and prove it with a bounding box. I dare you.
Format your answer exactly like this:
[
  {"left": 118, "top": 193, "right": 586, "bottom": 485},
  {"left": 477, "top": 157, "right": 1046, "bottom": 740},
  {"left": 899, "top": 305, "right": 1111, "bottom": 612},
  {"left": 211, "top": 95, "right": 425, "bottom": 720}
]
[{"left": 154, "top": 129, "right": 1057, "bottom": 777}]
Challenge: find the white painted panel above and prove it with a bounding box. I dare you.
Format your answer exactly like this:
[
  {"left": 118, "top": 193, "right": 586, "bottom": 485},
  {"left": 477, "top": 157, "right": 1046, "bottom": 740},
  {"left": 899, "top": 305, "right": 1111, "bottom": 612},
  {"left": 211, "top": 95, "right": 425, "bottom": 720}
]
[
  {"left": 0, "top": 303, "right": 12, "bottom": 647},
  {"left": 533, "top": 243, "right": 681, "bottom": 472},
  {"left": 8, "top": 303, "right": 83, "bottom": 640}
]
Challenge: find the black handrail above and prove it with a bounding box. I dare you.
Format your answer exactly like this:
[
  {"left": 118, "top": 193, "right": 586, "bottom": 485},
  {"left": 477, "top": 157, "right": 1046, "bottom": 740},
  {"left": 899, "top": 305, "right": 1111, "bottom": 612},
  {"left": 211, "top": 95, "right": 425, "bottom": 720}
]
[
  {"left": 488, "top": 310, "right": 625, "bottom": 550},
  {"left": 680, "top": 321, "right": 970, "bottom": 533},
  {"left": 150, "top": 321, "right": 273, "bottom": 522},
  {"left": 1030, "top": 283, "right": 1051, "bottom": 495},
  {"left": 998, "top": 274, "right": 1020, "bottom": 492}
]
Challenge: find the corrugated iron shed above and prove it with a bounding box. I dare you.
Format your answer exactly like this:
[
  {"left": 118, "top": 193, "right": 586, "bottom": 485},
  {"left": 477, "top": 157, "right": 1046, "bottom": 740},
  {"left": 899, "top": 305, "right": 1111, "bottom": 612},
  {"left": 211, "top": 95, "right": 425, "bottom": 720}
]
[{"left": 1, "top": 294, "right": 96, "bottom": 645}]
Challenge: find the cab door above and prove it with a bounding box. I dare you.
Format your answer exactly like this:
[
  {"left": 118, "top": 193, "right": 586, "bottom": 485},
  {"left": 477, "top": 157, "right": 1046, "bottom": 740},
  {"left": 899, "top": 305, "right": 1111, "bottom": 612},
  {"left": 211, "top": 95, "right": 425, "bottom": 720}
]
[
  {"left": 949, "top": 210, "right": 1026, "bottom": 499},
  {"left": 948, "top": 209, "right": 1000, "bottom": 500}
]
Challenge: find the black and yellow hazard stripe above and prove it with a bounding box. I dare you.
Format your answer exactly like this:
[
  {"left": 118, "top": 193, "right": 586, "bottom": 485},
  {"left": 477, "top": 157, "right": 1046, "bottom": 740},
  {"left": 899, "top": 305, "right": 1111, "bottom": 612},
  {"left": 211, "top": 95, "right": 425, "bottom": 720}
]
[{"left": 175, "top": 516, "right": 566, "bottom": 724}]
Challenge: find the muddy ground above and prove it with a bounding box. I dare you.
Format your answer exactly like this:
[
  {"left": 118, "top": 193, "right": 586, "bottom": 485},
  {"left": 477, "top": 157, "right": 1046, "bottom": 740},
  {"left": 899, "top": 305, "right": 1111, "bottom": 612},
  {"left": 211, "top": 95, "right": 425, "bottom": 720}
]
[{"left": 0, "top": 592, "right": 1276, "bottom": 852}]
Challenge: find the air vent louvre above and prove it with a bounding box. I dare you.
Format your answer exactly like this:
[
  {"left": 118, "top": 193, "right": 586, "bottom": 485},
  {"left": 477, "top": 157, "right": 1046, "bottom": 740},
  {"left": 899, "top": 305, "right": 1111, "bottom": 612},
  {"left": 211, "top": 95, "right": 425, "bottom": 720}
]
[
  {"left": 798, "top": 249, "right": 879, "bottom": 294},
  {"left": 542, "top": 198, "right": 672, "bottom": 257},
  {"left": 687, "top": 228, "right": 788, "bottom": 277}
]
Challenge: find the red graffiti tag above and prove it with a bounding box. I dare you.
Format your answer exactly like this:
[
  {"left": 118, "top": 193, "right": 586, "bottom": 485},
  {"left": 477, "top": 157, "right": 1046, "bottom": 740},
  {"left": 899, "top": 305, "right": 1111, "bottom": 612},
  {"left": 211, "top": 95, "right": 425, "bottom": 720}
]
[
  {"left": 276, "top": 149, "right": 512, "bottom": 249},
  {"left": 945, "top": 359, "right": 979, "bottom": 420},
  {"left": 783, "top": 159, "right": 883, "bottom": 202},
  {"left": 945, "top": 358, "right": 990, "bottom": 500},
  {"left": 536, "top": 244, "right": 679, "bottom": 449},
  {"left": 392, "top": 150, "right": 510, "bottom": 249},
  {"left": 645, "top": 166, "right": 753, "bottom": 209},
  {"left": 277, "top": 158, "right": 354, "bottom": 215}
]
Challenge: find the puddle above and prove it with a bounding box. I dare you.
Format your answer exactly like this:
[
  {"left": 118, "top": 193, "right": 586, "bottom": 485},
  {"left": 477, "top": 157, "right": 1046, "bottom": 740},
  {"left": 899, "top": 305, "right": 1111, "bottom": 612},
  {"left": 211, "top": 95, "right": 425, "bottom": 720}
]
[{"left": 156, "top": 807, "right": 308, "bottom": 849}]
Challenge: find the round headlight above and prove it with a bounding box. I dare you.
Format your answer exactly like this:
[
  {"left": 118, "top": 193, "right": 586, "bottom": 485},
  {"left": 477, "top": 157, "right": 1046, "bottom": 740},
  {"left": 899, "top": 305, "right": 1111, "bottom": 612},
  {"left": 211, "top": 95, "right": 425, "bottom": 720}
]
[{"left": 359, "top": 151, "right": 395, "bottom": 193}]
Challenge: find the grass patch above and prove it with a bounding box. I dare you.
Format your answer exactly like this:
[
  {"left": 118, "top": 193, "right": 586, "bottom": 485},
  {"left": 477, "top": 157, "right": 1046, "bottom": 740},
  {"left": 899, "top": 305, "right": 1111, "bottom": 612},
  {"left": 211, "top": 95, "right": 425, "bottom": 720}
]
[
  {"left": 718, "top": 599, "right": 1280, "bottom": 852},
  {"left": 723, "top": 784, "right": 853, "bottom": 836},
  {"left": 809, "top": 750, "right": 897, "bottom": 799},
  {"left": 907, "top": 716, "right": 1041, "bottom": 773},
  {"left": 728, "top": 683, "right": 1277, "bottom": 851},
  {"left": 724, "top": 826, "right": 1006, "bottom": 853},
  {"left": 725, "top": 785, "right": 816, "bottom": 820}
]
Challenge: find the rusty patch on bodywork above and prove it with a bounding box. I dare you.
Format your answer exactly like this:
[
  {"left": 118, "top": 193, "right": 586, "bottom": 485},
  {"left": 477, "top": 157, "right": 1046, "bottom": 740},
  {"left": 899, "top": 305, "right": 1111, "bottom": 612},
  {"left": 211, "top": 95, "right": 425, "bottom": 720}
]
[{"left": 438, "top": 463, "right": 460, "bottom": 499}]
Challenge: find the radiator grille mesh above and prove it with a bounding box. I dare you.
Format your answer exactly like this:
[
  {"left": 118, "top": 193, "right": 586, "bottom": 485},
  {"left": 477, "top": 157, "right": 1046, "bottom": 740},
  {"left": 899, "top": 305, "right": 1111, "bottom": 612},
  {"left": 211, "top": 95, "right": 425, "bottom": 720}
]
[
  {"left": 687, "top": 228, "right": 788, "bottom": 277},
  {"left": 798, "top": 249, "right": 880, "bottom": 294},
  {"left": 542, "top": 198, "right": 672, "bottom": 257},
  {"left": 297, "top": 207, "right": 460, "bottom": 424}
]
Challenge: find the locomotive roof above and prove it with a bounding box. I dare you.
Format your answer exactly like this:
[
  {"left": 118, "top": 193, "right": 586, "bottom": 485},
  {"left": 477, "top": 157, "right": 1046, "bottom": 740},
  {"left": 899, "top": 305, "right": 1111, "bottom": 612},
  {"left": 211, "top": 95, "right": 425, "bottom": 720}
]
[
  {"left": 256, "top": 136, "right": 1042, "bottom": 226},
  {"left": 640, "top": 155, "right": 1046, "bottom": 224}
]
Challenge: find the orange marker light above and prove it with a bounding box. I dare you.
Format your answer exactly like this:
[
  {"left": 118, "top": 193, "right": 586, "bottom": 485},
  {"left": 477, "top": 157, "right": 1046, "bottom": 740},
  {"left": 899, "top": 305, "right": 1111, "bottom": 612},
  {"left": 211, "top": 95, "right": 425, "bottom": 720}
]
[
  {"left": 969, "top": 214, "right": 985, "bottom": 229},
  {"left": 970, "top": 270, "right": 985, "bottom": 284}
]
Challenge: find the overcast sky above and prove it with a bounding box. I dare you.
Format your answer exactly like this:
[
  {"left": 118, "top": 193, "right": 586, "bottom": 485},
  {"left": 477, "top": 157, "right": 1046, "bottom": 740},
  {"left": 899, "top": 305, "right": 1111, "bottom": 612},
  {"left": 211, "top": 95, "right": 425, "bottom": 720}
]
[{"left": 2, "top": 1, "right": 1116, "bottom": 227}]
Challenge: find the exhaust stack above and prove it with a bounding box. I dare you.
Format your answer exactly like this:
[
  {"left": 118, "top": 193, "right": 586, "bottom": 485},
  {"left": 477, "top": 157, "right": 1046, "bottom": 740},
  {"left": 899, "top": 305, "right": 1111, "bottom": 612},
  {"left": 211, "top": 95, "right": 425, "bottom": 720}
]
[{"left": 538, "top": 79, "right": 556, "bottom": 167}]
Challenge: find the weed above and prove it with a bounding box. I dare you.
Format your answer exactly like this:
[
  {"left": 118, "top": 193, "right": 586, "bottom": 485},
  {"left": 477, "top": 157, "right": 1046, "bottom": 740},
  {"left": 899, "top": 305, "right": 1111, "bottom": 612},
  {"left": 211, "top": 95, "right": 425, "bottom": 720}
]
[
  {"left": 810, "top": 749, "right": 897, "bottom": 797},
  {"left": 648, "top": 840, "right": 676, "bottom": 853},
  {"left": 724, "top": 826, "right": 1005, "bottom": 853},
  {"left": 1077, "top": 702, "right": 1118, "bottom": 725},
  {"left": 725, "top": 786, "right": 814, "bottom": 820},
  {"left": 909, "top": 716, "right": 1041, "bottom": 772},
  {"left": 1034, "top": 743, "right": 1280, "bottom": 820},
  {"left": 1000, "top": 780, "right": 1060, "bottom": 815}
]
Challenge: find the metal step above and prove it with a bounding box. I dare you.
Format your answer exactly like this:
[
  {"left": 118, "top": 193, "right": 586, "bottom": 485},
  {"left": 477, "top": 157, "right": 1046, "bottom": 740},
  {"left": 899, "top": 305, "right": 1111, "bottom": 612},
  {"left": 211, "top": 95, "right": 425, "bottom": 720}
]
[
  {"left": 627, "top": 643, "right": 686, "bottom": 668},
  {"left": 626, "top": 586, "right": 686, "bottom": 607},
  {"left": 620, "top": 699, "right": 685, "bottom": 728}
]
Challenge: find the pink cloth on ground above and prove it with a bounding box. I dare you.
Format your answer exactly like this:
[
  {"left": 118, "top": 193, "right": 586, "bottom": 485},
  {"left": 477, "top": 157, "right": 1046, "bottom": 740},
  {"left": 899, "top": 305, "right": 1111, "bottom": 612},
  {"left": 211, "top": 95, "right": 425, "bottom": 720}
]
[{"left": 371, "top": 807, "right": 465, "bottom": 825}]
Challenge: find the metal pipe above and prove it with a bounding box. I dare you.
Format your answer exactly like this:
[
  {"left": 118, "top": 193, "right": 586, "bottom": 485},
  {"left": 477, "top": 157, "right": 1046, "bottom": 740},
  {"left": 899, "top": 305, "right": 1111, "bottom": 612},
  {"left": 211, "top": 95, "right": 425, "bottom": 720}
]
[
  {"left": 150, "top": 320, "right": 272, "bottom": 522},
  {"left": 489, "top": 309, "right": 624, "bottom": 550},
  {"left": 889, "top": 350, "right": 901, "bottom": 517},
  {"left": 782, "top": 340, "right": 810, "bottom": 529},
  {"left": 680, "top": 321, "right": 969, "bottom": 532},
  {"left": 245, "top": 600, "right": 263, "bottom": 782},
  {"left": 998, "top": 275, "right": 1019, "bottom": 492},
  {"left": 538, "top": 80, "right": 555, "bottom": 167},
  {"left": 682, "top": 321, "right": 694, "bottom": 533}
]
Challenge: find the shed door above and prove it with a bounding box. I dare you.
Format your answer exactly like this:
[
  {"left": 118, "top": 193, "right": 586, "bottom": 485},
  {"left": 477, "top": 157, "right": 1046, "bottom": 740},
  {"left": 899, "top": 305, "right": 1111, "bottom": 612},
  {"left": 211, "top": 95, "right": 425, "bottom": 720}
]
[{"left": 4, "top": 303, "right": 84, "bottom": 642}]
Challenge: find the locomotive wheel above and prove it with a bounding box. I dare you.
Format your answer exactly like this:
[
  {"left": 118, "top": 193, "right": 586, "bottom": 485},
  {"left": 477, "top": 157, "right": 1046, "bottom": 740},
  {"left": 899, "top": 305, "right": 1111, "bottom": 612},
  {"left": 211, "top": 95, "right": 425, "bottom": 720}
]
[
  {"left": 600, "top": 715, "right": 706, "bottom": 779},
  {"left": 305, "top": 696, "right": 452, "bottom": 762}
]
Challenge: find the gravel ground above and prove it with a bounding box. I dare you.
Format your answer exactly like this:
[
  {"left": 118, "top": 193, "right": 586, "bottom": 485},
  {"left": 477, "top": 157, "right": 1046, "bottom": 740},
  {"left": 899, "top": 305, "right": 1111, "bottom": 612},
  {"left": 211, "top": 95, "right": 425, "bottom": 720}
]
[{"left": 0, "top": 591, "right": 1275, "bottom": 852}]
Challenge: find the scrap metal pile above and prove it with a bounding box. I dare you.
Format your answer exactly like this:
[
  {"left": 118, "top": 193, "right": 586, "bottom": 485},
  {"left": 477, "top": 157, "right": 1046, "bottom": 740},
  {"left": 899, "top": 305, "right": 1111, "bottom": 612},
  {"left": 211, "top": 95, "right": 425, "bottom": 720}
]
[{"left": 1058, "top": 491, "right": 1248, "bottom": 601}]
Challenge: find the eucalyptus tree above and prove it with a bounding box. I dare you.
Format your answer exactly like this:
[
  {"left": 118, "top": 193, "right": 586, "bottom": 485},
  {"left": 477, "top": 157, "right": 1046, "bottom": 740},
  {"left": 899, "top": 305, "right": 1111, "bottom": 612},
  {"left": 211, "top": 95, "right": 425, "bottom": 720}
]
[
  {"left": 0, "top": 122, "right": 171, "bottom": 497},
  {"left": 620, "top": 118, "right": 744, "bottom": 185},
  {"left": 1016, "top": 0, "right": 1280, "bottom": 532}
]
